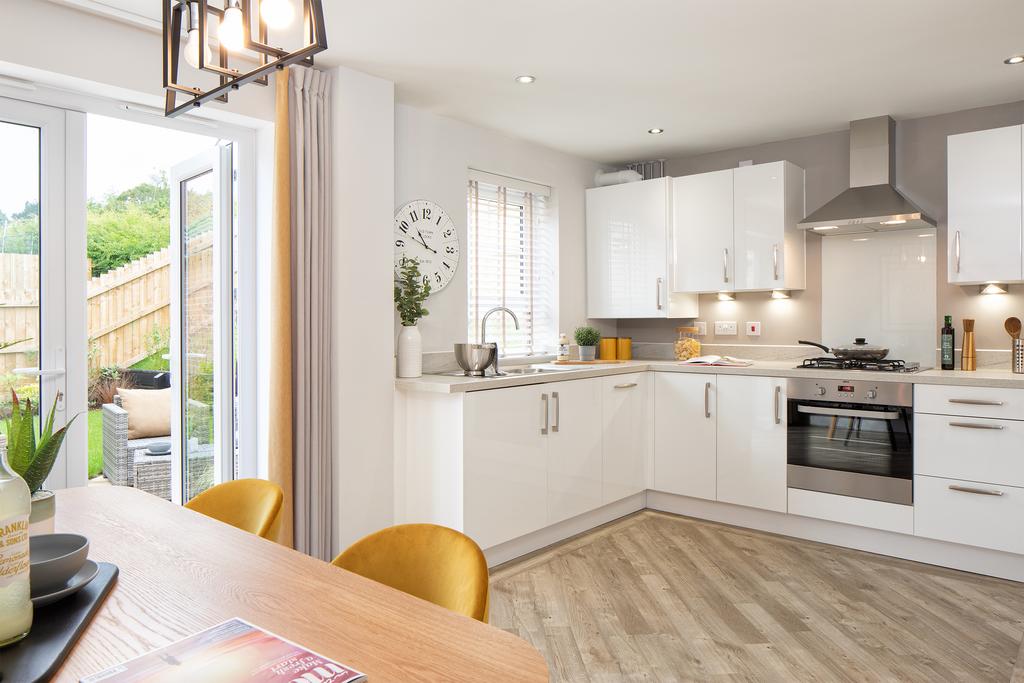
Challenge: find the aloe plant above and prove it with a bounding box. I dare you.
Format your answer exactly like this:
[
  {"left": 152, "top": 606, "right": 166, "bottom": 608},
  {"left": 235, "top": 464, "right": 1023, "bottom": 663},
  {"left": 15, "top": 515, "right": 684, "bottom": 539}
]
[{"left": 4, "top": 390, "right": 78, "bottom": 494}]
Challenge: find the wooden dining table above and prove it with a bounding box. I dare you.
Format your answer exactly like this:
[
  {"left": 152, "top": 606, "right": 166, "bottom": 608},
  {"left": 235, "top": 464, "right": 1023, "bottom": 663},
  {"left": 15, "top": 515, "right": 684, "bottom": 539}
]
[{"left": 50, "top": 486, "right": 549, "bottom": 681}]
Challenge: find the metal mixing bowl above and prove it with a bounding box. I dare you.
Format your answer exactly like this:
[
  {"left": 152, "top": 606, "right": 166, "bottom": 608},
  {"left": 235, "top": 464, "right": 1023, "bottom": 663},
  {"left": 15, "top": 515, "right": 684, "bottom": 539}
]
[{"left": 454, "top": 343, "right": 497, "bottom": 376}]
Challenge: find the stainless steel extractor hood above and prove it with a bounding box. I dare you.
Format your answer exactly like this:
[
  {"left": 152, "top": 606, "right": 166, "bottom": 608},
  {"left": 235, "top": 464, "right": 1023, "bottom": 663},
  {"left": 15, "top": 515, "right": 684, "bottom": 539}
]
[{"left": 799, "top": 116, "right": 935, "bottom": 235}]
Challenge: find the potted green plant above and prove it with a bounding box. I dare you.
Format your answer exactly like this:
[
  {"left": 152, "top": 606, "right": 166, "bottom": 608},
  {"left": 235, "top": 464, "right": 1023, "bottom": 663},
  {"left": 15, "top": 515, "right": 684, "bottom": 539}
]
[
  {"left": 394, "top": 257, "right": 431, "bottom": 378},
  {"left": 574, "top": 326, "right": 601, "bottom": 362},
  {"left": 4, "top": 390, "right": 79, "bottom": 534}
]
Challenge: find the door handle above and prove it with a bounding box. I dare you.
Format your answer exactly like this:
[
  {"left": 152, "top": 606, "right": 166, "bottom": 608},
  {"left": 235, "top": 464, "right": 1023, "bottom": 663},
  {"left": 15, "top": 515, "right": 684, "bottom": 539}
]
[
  {"left": 12, "top": 367, "right": 66, "bottom": 378},
  {"left": 614, "top": 382, "right": 638, "bottom": 389},
  {"left": 656, "top": 277, "right": 663, "bottom": 310},
  {"left": 704, "top": 381, "right": 711, "bottom": 419},
  {"left": 948, "top": 398, "right": 1003, "bottom": 406},
  {"left": 954, "top": 230, "right": 961, "bottom": 274},
  {"left": 774, "top": 385, "right": 782, "bottom": 425},
  {"left": 948, "top": 421, "right": 1005, "bottom": 430},
  {"left": 722, "top": 248, "right": 729, "bottom": 283},
  {"left": 949, "top": 484, "right": 1003, "bottom": 497},
  {"left": 772, "top": 243, "right": 779, "bottom": 280},
  {"left": 541, "top": 393, "right": 549, "bottom": 435},
  {"left": 551, "top": 391, "right": 560, "bottom": 433}
]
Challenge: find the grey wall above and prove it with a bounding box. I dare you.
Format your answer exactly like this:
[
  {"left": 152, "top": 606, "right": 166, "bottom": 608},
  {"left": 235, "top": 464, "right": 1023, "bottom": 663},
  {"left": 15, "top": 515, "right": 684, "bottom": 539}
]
[{"left": 618, "top": 100, "right": 1024, "bottom": 352}]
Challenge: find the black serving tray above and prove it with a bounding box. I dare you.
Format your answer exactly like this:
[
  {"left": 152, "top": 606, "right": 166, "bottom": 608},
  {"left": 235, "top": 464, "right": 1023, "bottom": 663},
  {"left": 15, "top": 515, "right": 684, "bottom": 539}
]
[{"left": 0, "top": 562, "right": 118, "bottom": 683}]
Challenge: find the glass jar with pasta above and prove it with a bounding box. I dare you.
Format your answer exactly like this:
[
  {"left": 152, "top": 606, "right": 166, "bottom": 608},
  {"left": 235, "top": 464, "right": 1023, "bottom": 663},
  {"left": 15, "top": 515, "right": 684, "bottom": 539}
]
[{"left": 674, "top": 326, "right": 701, "bottom": 361}]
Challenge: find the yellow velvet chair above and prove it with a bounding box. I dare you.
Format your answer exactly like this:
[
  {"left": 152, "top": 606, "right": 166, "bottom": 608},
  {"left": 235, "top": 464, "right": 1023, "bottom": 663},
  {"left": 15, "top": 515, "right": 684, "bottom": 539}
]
[
  {"left": 332, "top": 524, "right": 489, "bottom": 622},
  {"left": 184, "top": 478, "right": 283, "bottom": 541}
]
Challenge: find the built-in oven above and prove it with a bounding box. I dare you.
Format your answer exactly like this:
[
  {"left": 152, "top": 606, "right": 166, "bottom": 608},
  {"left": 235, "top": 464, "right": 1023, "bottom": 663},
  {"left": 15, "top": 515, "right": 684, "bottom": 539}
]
[{"left": 787, "top": 377, "right": 913, "bottom": 505}]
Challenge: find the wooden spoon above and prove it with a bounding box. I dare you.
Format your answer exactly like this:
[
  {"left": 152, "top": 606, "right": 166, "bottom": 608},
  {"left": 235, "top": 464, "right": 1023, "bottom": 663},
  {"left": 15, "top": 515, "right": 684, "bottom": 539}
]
[{"left": 1006, "top": 317, "right": 1022, "bottom": 340}]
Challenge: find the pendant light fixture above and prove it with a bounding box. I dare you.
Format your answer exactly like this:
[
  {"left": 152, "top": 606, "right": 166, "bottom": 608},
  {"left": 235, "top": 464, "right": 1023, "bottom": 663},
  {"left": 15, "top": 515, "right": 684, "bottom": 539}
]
[{"left": 162, "top": 0, "right": 327, "bottom": 117}]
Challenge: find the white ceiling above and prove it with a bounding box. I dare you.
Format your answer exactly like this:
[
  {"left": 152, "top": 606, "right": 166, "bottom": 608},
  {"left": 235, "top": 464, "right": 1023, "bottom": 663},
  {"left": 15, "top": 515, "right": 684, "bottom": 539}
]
[{"left": 66, "top": 0, "right": 1024, "bottom": 163}]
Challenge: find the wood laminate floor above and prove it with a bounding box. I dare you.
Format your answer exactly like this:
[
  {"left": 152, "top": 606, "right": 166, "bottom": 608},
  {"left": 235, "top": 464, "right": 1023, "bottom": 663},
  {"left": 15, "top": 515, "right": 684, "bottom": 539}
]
[{"left": 489, "top": 511, "right": 1024, "bottom": 682}]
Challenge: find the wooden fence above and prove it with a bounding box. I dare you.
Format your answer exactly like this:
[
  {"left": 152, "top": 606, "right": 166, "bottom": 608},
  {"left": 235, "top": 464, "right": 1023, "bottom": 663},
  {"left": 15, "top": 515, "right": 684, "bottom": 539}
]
[{"left": 0, "top": 236, "right": 213, "bottom": 375}]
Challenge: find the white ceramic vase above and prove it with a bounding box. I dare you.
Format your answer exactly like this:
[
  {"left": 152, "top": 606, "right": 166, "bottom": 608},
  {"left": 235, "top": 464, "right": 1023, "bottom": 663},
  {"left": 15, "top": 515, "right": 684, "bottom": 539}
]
[{"left": 397, "top": 324, "right": 423, "bottom": 378}]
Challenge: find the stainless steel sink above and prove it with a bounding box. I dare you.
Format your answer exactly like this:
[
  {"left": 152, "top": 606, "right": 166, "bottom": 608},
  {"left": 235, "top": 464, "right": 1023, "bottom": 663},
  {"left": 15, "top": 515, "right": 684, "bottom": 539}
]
[{"left": 502, "top": 367, "right": 566, "bottom": 375}]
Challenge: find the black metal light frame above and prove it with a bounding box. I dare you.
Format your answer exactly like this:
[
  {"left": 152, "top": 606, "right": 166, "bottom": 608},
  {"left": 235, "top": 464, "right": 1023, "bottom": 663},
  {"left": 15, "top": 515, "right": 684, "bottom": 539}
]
[{"left": 162, "top": 0, "right": 327, "bottom": 117}]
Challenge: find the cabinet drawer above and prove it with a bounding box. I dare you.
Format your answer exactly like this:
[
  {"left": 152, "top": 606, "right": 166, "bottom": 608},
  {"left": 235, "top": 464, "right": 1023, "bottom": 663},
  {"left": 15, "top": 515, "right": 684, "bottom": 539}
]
[
  {"left": 915, "top": 384, "right": 1024, "bottom": 420},
  {"left": 914, "top": 475, "right": 1024, "bottom": 554},
  {"left": 915, "top": 413, "right": 1024, "bottom": 486}
]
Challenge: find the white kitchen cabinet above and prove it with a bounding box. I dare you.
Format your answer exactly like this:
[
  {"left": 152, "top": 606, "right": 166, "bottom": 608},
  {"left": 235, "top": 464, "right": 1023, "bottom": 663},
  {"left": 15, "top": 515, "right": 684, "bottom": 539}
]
[
  {"left": 586, "top": 178, "right": 697, "bottom": 318},
  {"left": 915, "top": 413, "right": 1024, "bottom": 488},
  {"left": 547, "top": 378, "right": 604, "bottom": 523},
  {"left": 716, "top": 375, "right": 787, "bottom": 512},
  {"left": 601, "top": 373, "right": 648, "bottom": 504},
  {"left": 915, "top": 475, "right": 1024, "bottom": 555},
  {"left": 733, "top": 161, "right": 806, "bottom": 291},
  {"left": 672, "top": 169, "right": 734, "bottom": 293},
  {"left": 653, "top": 373, "right": 717, "bottom": 500},
  {"left": 464, "top": 384, "right": 549, "bottom": 549},
  {"left": 947, "top": 124, "right": 1023, "bottom": 284}
]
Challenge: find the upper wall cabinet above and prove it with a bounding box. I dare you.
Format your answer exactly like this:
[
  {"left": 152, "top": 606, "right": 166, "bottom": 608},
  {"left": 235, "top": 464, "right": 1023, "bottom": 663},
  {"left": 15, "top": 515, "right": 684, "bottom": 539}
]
[
  {"left": 672, "top": 161, "right": 806, "bottom": 293},
  {"left": 586, "top": 178, "right": 698, "bottom": 318},
  {"left": 947, "top": 125, "right": 1023, "bottom": 285}
]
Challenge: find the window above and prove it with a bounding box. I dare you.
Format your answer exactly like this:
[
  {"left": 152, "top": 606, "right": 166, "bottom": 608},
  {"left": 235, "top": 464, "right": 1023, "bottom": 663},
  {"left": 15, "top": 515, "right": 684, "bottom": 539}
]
[{"left": 467, "top": 172, "right": 555, "bottom": 357}]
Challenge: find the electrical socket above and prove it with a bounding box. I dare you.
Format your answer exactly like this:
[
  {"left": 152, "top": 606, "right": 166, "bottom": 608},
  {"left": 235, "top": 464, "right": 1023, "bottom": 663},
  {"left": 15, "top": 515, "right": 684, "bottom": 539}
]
[
  {"left": 746, "top": 321, "right": 762, "bottom": 336},
  {"left": 694, "top": 321, "right": 707, "bottom": 336},
  {"left": 714, "top": 321, "right": 738, "bottom": 336}
]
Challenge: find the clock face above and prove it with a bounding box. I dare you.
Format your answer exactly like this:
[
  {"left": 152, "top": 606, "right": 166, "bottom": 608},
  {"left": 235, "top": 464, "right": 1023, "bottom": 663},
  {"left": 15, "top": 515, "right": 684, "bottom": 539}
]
[{"left": 394, "top": 200, "right": 459, "bottom": 294}]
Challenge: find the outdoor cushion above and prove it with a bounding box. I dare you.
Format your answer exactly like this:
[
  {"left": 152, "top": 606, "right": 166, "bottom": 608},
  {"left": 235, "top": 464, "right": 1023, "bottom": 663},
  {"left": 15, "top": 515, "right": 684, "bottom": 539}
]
[{"left": 117, "top": 387, "right": 172, "bottom": 440}]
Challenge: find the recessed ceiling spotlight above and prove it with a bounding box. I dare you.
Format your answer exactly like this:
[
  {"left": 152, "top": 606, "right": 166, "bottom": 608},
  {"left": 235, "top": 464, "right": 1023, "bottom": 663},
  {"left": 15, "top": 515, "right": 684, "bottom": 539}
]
[
  {"left": 514, "top": 75, "right": 536, "bottom": 84},
  {"left": 648, "top": 128, "right": 665, "bottom": 135},
  {"left": 1005, "top": 55, "right": 1024, "bottom": 65}
]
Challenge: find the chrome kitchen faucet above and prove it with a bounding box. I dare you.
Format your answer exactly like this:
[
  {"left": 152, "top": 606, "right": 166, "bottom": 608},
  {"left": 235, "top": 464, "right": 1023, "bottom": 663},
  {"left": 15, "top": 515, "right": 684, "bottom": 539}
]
[{"left": 480, "top": 307, "right": 520, "bottom": 376}]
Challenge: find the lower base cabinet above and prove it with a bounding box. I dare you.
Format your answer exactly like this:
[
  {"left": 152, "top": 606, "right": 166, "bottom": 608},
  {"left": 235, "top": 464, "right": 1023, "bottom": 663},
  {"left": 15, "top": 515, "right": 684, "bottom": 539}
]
[
  {"left": 653, "top": 373, "right": 716, "bottom": 499},
  {"left": 914, "top": 475, "right": 1024, "bottom": 555},
  {"left": 602, "top": 373, "right": 649, "bottom": 504}
]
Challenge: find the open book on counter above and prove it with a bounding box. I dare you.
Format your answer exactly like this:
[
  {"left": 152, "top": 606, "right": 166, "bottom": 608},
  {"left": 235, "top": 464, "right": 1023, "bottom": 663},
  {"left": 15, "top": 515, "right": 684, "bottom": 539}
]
[
  {"left": 678, "top": 355, "right": 753, "bottom": 367},
  {"left": 80, "top": 618, "right": 367, "bottom": 683}
]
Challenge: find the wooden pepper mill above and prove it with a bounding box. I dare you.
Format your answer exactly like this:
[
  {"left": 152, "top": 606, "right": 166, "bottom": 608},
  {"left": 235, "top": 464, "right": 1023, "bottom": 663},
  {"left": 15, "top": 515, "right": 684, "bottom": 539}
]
[{"left": 961, "top": 318, "right": 976, "bottom": 371}]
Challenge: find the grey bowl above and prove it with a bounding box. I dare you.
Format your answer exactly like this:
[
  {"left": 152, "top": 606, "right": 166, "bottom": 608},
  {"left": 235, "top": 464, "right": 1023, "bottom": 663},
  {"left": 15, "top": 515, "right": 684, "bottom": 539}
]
[
  {"left": 30, "top": 533, "right": 90, "bottom": 594},
  {"left": 454, "top": 343, "right": 497, "bottom": 377}
]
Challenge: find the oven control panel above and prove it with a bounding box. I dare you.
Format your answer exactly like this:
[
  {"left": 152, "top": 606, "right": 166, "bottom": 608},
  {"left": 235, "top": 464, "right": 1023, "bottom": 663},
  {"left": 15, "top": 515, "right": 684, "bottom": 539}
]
[{"left": 787, "top": 377, "right": 913, "bottom": 407}]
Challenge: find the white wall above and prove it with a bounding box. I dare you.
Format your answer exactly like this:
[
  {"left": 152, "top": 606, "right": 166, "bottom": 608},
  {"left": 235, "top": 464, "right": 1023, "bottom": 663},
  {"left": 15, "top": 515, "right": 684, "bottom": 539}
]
[
  {"left": 394, "top": 105, "right": 607, "bottom": 354},
  {"left": 331, "top": 66, "right": 396, "bottom": 554}
]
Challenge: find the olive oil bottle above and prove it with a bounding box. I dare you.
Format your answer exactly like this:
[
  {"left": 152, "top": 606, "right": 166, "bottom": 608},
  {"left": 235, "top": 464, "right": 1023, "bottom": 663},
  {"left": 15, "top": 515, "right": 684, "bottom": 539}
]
[{"left": 940, "top": 315, "right": 955, "bottom": 370}]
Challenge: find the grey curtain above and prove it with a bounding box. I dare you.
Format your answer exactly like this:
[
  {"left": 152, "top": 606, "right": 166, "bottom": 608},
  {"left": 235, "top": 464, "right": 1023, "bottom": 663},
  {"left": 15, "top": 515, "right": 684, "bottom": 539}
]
[{"left": 289, "top": 66, "right": 333, "bottom": 560}]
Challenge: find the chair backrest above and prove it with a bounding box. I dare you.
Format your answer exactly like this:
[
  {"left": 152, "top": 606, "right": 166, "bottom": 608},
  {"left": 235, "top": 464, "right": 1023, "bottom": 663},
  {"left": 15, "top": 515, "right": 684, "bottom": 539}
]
[
  {"left": 184, "top": 478, "right": 283, "bottom": 540},
  {"left": 332, "top": 524, "right": 489, "bottom": 622}
]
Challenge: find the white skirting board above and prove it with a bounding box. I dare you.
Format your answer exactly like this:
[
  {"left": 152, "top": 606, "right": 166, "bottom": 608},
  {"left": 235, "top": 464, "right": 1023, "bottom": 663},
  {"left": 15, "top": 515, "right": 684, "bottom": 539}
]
[
  {"left": 484, "top": 493, "right": 646, "bottom": 567},
  {"left": 647, "top": 490, "right": 1024, "bottom": 583}
]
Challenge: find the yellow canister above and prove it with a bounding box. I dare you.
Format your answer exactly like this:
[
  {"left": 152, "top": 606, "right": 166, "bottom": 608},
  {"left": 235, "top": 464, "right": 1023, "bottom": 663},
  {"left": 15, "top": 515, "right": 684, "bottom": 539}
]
[
  {"left": 599, "top": 337, "right": 618, "bottom": 360},
  {"left": 617, "top": 337, "right": 633, "bottom": 360}
]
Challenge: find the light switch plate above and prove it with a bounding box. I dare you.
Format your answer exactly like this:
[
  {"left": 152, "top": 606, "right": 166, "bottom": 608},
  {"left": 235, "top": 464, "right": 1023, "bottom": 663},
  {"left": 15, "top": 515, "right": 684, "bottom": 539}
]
[
  {"left": 714, "top": 321, "right": 738, "bottom": 336},
  {"left": 695, "top": 321, "right": 707, "bottom": 336},
  {"left": 746, "top": 321, "right": 761, "bottom": 336}
]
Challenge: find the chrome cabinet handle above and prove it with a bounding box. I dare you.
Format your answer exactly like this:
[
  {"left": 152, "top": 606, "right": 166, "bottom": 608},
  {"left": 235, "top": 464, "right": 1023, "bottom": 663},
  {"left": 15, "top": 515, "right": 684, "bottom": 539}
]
[
  {"left": 704, "top": 381, "right": 711, "bottom": 419},
  {"left": 949, "top": 421, "right": 1005, "bottom": 430},
  {"left": 774, "top": 385, "right": 782, "bottom": 425},
  {"left": 614, "top": 382, "right": 638, "bottom": 389},
  {"left": 772, "top": 244, "right": 779, "bottom": 280},
  {"left": 948, "top": 398, "right": 1004, "bottom": 406},
  {"left": 656, "top": 277, "right": 663, "bottom": 310},
  {"left": 954, "top": 230, "right": 961, "bottom": 274},
  {"left": 722, "top": 248, "right": 729, "bottom": 283},
  {"left": 552, "top": 391, "right": 560, "bottom": 433},
  {"left": 541, "top": 393, "right": 549, "bottom": 435},
  {"left": 949, "top": 484, "right": 1003, "bottom": 497}
]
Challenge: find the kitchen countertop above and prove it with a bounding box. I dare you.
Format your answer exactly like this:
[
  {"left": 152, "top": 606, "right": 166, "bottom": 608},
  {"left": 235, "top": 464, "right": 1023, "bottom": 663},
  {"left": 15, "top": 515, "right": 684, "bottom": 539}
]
[{"left": 395, "top": 360, "right": 1024, "bottom": 394}]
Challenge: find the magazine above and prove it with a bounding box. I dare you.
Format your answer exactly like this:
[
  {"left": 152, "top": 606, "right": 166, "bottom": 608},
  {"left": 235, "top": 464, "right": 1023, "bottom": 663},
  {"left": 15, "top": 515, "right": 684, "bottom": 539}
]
[
  {"left": 80, "top": 618, "right": 367, "bottom": 683},
  {"left": 678, "top": 355, "right": 753, "bottom": 367}
]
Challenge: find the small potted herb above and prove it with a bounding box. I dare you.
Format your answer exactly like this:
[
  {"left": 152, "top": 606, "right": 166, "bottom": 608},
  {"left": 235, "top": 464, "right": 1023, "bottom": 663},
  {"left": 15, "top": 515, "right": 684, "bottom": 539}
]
[
  {"left": 574, "top": 326, "right": 601, "bottom": 362},
  {"left": 394, "top": 257, "right": 431, "bottom": 378}
]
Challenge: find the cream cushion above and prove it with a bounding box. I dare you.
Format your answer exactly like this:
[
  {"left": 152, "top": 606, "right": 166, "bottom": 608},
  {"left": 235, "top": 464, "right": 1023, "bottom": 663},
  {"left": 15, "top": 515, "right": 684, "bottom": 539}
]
[{"left": 117, "top": 388, "right": 172, "bottom": 440}]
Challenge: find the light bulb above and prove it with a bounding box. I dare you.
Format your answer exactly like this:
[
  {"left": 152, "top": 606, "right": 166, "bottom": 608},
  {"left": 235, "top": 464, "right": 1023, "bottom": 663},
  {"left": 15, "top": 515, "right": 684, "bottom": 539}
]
[
  {"left": 184, "top": 27, "right": 213, "bottom": 69},
  {"left": 219, "top": 5, "right": 245, "bottom": 51},
  {"left": 260, "top": 0, "right": 294, "bottom": 28}
]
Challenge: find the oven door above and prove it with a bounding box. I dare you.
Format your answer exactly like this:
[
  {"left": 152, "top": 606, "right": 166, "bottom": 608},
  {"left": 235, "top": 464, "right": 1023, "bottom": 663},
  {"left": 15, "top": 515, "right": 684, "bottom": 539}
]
[{"left": 787, "top": 399, "right": 913, "bottom": 505}]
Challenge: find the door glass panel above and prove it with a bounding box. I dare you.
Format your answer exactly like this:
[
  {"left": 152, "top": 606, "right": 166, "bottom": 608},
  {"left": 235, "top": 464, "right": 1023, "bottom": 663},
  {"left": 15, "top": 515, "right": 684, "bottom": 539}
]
[
  {"left": 182, "top": 170, "right": 216, "bottom": 502},
  {"left": 0, "top": 121, "right": 41, "bottom": 439}
]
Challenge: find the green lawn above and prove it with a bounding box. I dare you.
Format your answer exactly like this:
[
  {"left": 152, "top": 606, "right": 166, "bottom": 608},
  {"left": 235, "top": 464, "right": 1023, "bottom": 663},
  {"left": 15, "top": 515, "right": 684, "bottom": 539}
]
[
  {"left": 131, "top": 349, "right": 170, "bottom": 371},
  {"left": 87, "top": 408, "right": 102, "bottom": 478}
]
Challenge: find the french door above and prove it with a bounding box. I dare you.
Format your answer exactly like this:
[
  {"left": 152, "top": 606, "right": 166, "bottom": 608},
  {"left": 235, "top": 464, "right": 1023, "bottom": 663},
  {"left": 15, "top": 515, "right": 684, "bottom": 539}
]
[
  {"left": 169, "top": 146, "right": 235, "bottom": 504},
  {"left": 0, "top": 97, "right": 87, "bottom": 489}
]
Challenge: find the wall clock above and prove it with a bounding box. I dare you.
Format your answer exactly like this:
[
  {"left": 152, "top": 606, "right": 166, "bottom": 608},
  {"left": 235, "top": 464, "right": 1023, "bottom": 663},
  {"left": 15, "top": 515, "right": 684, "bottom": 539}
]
[{"left": 394, "top": 199, "right": 459, "bottom": 294}]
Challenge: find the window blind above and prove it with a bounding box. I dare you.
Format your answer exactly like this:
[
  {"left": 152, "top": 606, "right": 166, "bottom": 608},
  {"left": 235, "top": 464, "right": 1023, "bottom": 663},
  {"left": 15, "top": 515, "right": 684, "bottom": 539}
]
[{"left": 467, "top": 178, "right": 556, "bottom": 357}]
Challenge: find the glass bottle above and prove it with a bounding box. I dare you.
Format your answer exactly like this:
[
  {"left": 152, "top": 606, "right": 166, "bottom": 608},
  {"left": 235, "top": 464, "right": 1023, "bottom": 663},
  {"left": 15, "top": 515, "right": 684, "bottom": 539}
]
[
  {"left": 940, "top": 315, "right": 955, "bottom": 370},
  {"left": 0, "top": 434, "right": 32, "bottom": 647}
]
